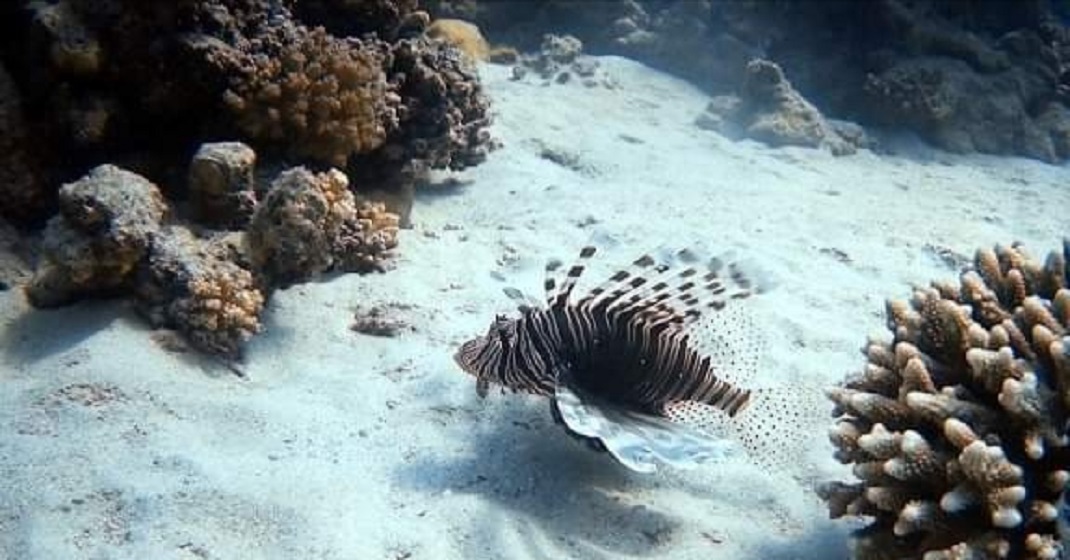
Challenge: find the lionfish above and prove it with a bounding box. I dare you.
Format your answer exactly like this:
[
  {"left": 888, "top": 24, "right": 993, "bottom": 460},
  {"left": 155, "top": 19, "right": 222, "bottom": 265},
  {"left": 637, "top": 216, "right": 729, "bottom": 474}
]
[{"left": 454, "top": 243, "right": 781, "bottom": 473}]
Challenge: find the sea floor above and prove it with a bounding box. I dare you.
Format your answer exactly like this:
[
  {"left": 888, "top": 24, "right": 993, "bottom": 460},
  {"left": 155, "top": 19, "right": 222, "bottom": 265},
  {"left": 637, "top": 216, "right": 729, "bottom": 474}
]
[{"left": 1, "top": 56, "right": 1067, "bottom": 559}]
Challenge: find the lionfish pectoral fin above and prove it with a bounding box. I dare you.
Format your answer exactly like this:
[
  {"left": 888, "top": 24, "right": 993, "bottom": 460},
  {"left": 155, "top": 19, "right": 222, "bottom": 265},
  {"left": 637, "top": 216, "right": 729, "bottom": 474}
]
[
  {"left": 552, "top": 384, "right": 735, "bottom": 473},
  {"left": 476, "top": 377, "right": 489, "bottom": 398}
]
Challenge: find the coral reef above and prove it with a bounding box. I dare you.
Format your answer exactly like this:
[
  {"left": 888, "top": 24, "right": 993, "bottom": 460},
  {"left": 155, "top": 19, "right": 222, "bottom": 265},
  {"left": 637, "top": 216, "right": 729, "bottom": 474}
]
[
  {"left": 20, "top": 153, "right": 400, "bottom": 358},
  {"left": 383, "top": 34, "right": 493, "bottom": 172},
  {"left": 425, "top": 0, "right": 1070, "bottom": 162},
  {"left": 819, "top": 242, "right": 1070, "bottom": 559},
  {"left": 187, "top": 142, "right": 258, "bottom": 229},
  {"left": 1, "top": 0, "right": 493, "bottom": 222},
  {"left": 25, "top": 165, "right": 167, "bottom": 308},
  {"left": 293, "top": 0, "right": 428, "bottom": 41},
  {"left": 696, "top": 60, "right": 863, "bottom": 155},
  {"left": 135, "top": 227, "right": 264, "bottom": 359},
  {"left": 220, "top": 24, "right": 401, "bottom": 167},
  {"left": 247, "top": 167, "right": 399, "bottom": 288}
]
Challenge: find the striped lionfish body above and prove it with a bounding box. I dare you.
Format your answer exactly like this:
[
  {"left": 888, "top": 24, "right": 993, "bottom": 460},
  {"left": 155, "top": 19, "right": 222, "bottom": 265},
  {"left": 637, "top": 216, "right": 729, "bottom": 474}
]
[{"left": 454, "top": 244, "right": 771, "bottom": 472}]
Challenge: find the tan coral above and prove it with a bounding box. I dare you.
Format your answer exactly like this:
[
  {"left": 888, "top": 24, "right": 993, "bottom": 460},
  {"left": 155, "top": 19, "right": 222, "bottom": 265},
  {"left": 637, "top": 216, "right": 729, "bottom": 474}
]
[
  {"left": 247, "top": 167, "right": 400, "bottom": 286},
  {"left": 819, "top": 241, "right": 1070, "bottom": 560},
  {"left": 224, "top": 24, "right": 399, "bottom": 167},
  {"left": 427, "top": 18, "right": 490, "bottom": 62},
  {"left": 136, "top": 226, "right": 264, "bottom": 359}
]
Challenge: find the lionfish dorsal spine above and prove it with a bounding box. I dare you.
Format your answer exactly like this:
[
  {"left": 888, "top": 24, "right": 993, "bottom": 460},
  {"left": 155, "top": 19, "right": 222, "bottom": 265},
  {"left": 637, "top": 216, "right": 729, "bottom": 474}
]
[{"left": 548, "top": 245, "right": 599, "bottom": 307}]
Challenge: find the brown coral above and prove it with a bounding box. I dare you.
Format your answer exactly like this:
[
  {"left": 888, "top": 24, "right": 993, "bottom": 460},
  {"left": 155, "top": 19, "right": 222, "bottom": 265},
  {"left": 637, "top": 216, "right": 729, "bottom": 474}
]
[
  {"left": 187, "top": 141, "right": 258, "bottom": 229},
  {"left": 427, "top": 18, "right": 490, "bottom": 62},
  {"left": 246, "top": 166, "right": 398, "bottom": 287},
  {"left": 223, "top": 23, "right": 400, "bottom": 167},
  {"left": 25, "top": 165, "right": 167, "bottom": 307},
  {"left": 136, "top": 226, "right": 263, "bottom": 359},
  {"left": 820, "top": 241, "right": 1070, "bottom": 560}
]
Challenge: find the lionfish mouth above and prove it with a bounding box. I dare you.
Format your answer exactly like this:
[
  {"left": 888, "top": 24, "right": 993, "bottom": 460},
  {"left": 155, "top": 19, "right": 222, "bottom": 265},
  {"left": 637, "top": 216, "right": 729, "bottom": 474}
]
[{"left": 453, "top": 337, "right": 483, "bottom": 376}]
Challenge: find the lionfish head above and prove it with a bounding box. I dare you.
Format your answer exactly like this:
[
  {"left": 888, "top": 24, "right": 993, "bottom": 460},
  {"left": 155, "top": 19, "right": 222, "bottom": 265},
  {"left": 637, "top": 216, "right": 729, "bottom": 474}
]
[{"left": 454, "top": 314, "right": 518, "bottom": 394}]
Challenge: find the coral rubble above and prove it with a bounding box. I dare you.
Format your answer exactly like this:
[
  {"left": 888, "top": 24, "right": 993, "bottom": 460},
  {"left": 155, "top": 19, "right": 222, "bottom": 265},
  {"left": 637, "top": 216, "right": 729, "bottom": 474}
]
[
  {"left": 425, "top": 0, "right": 1070, "bottom": 162},
  {"left": 819, "top": 242, "right": 1070, "bottom": 559}
]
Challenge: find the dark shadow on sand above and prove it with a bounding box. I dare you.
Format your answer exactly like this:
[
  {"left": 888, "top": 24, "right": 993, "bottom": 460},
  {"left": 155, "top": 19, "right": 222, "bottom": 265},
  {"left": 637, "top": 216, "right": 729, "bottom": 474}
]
[
  {"left": 395, "top": 401, "right": 682, "bottom": 559},
  {"left": 394, "top": 393, "right": 857, "bottom": 560},
  {"left": 1, "top": 298, "right": 124, "bottom": 363}
]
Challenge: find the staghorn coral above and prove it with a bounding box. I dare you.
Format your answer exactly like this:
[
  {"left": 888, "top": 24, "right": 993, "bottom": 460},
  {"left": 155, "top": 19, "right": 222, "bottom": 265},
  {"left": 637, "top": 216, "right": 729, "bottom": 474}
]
[
  {"left": 136, "top": 226, "right": 263, "bottom": 359},
  {"left": 25, "top": 165, "right": 167, "bottom": 308},
  {"left": 246, "top": 166, "right": 398, "bottom": 288},
  {"left": 820, "top": 241, "right": 1070, "bottom": 560},
  {"left": 222, "top": 23, "right": 401, "bottom": 167}
]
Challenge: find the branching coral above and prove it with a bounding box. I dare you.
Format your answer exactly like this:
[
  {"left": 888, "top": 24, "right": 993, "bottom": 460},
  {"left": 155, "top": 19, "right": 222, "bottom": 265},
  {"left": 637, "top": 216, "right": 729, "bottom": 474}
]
[
  {"left": 26, "top": 165, "right": 167, "bottom": 307},
  {"left": 136, "top": 226, "right": 264, "bottom": 359},
  {"left": 246, "top": 166, "right": 398, "bottom": 287},
  {"left": 222, "top": 23, "right": 401, "bottom": 167},
  {"left": 820, "top": 241, "right": 1070, "bottom": 560}
]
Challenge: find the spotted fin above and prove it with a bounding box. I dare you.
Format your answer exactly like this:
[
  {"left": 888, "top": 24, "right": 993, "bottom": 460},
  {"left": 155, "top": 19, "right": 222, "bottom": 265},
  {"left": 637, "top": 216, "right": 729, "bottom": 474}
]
[
  {"left": 552, "top": 383, "right": 736, "bottom": 473},
  {"left": 580, "top": 247, "right": 774, "bottom": 333}
]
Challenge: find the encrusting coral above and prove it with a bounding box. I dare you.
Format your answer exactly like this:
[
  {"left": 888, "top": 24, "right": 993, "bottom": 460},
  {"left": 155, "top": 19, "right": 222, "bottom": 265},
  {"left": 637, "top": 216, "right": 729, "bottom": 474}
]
[
  {"left": 247, "top": 166, "right": 399, "bottom": 288},
  {"left": 819, "top": 241, "right": 1070, "bottom": 560}
]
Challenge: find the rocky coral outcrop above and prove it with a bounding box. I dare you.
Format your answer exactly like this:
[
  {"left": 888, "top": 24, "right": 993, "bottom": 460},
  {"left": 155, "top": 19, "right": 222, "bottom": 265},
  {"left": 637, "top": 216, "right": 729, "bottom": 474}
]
[
  {"left": 425, "top": 0, "right": 1070, "bottom": 162},
  {"left": 136, "top": 227, "right": 264, "bottom": 359},
  {"left": 819, "top": 242, "right": 1070, "bottom": 560},
  {"left": 187, "top": 142, "right": 258, "bottom": 229},
  {"left": 247, "top": 167, "right": 399, "bottom": 288},
  {"left": 1, "top": 0, "right": 494, "bottom": 222},
  {"left": 26, "top": 165, "right": 167, "bottom": 307},
  {"left": 697, "top": 60, "right": 864, "bottom": 155}
]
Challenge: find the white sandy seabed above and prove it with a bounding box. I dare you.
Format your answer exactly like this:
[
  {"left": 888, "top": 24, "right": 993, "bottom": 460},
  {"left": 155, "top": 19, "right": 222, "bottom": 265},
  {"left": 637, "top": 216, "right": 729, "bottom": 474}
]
[{"left": 0, "top": 57, "right": 1067, "bottom": 560}]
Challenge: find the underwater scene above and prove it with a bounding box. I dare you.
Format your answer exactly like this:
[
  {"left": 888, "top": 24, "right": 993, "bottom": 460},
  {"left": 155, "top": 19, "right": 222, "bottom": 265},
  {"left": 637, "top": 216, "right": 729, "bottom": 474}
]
[{"left": 0, "top": 1, "right": 1069, "bottom": 559}]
